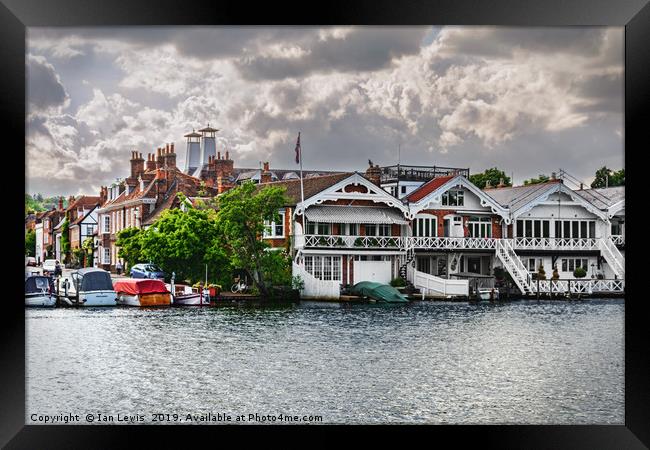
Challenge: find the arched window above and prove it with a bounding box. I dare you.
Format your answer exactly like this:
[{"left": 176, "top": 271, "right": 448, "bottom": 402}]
[{"left": 413, "top": 213, "right": 437, "bottom": 237}]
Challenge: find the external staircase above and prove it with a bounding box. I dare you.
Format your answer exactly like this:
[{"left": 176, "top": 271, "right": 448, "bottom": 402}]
[
  {"left": 495, "top": 239, "right": 534, "bottom": 295},
  {"left": 599, "top": 237, "right": 625, "bottom": 279}
]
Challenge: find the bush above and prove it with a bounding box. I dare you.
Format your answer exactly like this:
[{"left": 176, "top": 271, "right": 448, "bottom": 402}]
[
  {"left": 537, "top": 263, "right": 546, "bottom": 280},
  {"left": 573, "top": 267, "right": 587, "bottom": 278},
  {"left": 291, "top": 275, "right": 305, "bottom": 291},
  {"left": 551, "top": 266, "right": 560, "bottom": 280},
  {"left": 390, "top": 277, "right": 406, "bottom": 287}
]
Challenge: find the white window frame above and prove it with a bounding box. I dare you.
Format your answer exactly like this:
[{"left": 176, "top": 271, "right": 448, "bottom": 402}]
[
  {"left": 413, "top": 214, "right": 437, "bottom": 237},
  {"left": 103, "top": 247, "right": 111, "bottom": 264},
  {"left": 442, "top": 189, "right": 464, "bottom": 207},
  {"left": 263, "top": 209, "right": 286, "bottom": 238},
  {"left": 304, "top": 255, "right": 342, "bottom": 281}
]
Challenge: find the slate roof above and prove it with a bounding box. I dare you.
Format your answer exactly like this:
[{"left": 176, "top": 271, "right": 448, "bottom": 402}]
[
  {"left": 483, "top": 181, "right": 563, "bottom": 211},
  {"left": 255, "top": 172, "right": 353, "bottom": 206},
  {"left": 574, "top": 186, "right": 624, "bottom": 210}
]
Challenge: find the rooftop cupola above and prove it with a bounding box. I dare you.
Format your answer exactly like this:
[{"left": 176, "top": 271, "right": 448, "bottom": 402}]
[
  {"left": 198, "top": 123, "right": 218, "bottom": 167},
  {"left": 184, "top": 129, "right": 202, "bottom": 174}
]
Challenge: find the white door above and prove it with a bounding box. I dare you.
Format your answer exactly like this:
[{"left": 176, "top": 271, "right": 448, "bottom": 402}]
[
  {"left": 354, "top": 260, "right": 392, "bottom": 284},
  {"left": 444, "top": 214, "right": 464, "bottom": 237}
]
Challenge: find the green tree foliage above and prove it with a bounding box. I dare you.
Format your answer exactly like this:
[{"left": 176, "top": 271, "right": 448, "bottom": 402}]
[
  {"left": 469, "top": 168, "right": 512, "bottom": 189},
  {"left": 116, "top": 227, "right": 144, "bottom": 271},
  {"left": 25, "top": 229, "right": 36, "bottom": 256},
  {"left": 215, "top": 181, "right": 290, "bottom": 297},
  {"left": 523, "top": 174, "right": 550, "bottom": 185},
  {"left": 25, "top": 194, "right": 67, "bottom": 215},
  {"left": 591, "top": 167, "right": 625, "bottom": 188},
  {"left": 60, "top": 218, "right": 70, "bottom": 258},
  {"left": 140, "top": 207, "right": 231, "bottom": 286}
]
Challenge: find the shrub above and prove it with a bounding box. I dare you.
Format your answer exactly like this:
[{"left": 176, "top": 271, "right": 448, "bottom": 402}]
[
  {"left": 390, "top": 277, "right": 406, "bottom": 287},
  {"left": 291, "top": 275, "right": 305, "bottom": 291},
  {"left": 573, "top": 267, "right": 587, "bottom": 278},
  {"left": 537, "top": 263, "right": 546, "bottom": 280},
  {"left": 551, "top": 266, "right": 560, "bottom": 280}
]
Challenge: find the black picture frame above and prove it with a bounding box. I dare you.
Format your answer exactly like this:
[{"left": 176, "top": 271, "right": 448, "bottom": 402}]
[{"left": 3, "top": 0, "right": 648, "bottom": 447}]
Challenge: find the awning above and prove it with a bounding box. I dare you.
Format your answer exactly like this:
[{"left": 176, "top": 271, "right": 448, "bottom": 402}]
[{"left": 305, "top": 206, "right": 408, "bottom": 224}]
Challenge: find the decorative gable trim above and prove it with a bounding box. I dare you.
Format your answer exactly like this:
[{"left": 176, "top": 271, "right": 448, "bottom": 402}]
[
  {"left": 409, "top": 175, "right": 511, "bottom": 223},
  {"left": 607, "top": 199, "right": 624, "bottom": 219},
  {"left": 295, "top": 172, "right": 409, "bottom": 218},
  {"left": 512, "top": 183, "right": 607, "bottom": 220}
]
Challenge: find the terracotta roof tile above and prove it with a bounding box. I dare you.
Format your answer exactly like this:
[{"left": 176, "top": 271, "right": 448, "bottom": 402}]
[
  {"left": 255, "top": 172, "right": 353, "bottom": 205},
  {"left": 406, "top": 175, "right": 456, "bottom": 202}
]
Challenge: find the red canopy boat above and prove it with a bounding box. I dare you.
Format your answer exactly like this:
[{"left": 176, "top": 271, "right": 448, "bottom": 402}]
[{"left": 113, "top": 279, "right": 171, "bottom": 306}]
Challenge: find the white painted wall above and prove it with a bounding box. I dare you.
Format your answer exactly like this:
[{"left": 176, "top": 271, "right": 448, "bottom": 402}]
[
  {"left": 34, "top": 224, "right": 43, "bottom": 264},
  {"left": 293, "top": 262, "right": 340, "bottom": 299}
]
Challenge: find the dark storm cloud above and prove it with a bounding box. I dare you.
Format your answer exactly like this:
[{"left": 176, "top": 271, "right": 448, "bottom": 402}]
[
  {"left": 440, "top": 27, "right": 606, "bottom": 58},
  {"left": 27, "top": 55, "right": 68, "bottom": 113},
  {"left": 235, "top": 27, "right": 429, "bottom": 80},
  {"left": 574, "top": 73, "right": 624, "bottom": 113}
]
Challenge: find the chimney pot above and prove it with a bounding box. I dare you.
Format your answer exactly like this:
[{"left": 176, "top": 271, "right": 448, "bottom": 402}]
[
  {"left": 170, "top": 143, "right": 174, "bottom": 153},
  {"left": 225, "top": 151, "right": 229, "bottom": 160}
]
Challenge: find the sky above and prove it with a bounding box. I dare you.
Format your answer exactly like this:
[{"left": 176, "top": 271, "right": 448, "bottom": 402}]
[{"left": 26, "top": 26, "right": 624, "bottom": 196}]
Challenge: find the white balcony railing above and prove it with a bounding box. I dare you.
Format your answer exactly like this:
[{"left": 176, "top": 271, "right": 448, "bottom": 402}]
[
  {"left": 511, "top": 237, "right": 599, "bottom": 250},
  {"left": 536, "top": 279, "right": 624, "bottom": 294},
  {"left": 304, "top": 235, "right": 406, "bottom": 249},
  {"left": 610, "top": 235, "right": 625, "bottom": 245},
  {"left": 409, "top": 237, "right": 498, "bottom": 250}
]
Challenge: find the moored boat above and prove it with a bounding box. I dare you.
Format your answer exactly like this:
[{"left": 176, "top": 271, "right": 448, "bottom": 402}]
[
  {"left": 167, "top": 283, "right": 209, "bottom": 306},
  {"left": 113, "top": 279, "right": 171, "bottom": 306},
  {"left": 25, "top": 275, "right": 56, "bottom": 307},
  {"left": 65, "top": 268, "right": 117, "bottom": 306},
  {"left": 477, "top": 288, "right": 499, "bottom": 301}
]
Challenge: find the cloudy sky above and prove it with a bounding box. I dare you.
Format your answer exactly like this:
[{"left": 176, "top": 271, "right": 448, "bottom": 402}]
[{"left": 26, "top": 26, "right": 623, "bottom": 196}]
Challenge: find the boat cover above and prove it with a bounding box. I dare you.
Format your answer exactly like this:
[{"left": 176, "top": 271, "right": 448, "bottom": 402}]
[
  {"left": 113, "top": 279, "right": 169, "bottom": 295},
  {"left": 351, "top": 281, "right": 409, "bottom": 303},
  {"left": 25, "top": 276, "right": 53, "bottom": 294}
]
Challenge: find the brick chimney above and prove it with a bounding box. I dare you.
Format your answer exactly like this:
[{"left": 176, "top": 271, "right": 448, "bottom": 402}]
[
  {"left": 68, "top": 195, "right": 75, "bottom": 208},
  {"left": 365, "top": 162, "right": 381, "bottom": 186},
  {"left": 260, "top": 161, "right": 272, "bottom": 183},
  {"left": 214, "top": 149, "right": 234, "bottom": 179},
  {"left": 146, "top": 153, "right": 156, "bottom": 172},
  {"left": 156, "top": 148, "right": 164, "bottom": 169},
  {"left": 99, "top": 187, "right": 107, "bottom": 206},
  {"left": 58, "top": 196, "right": 64, "bottom": 211},
  {"left": 130, "top": 151, "right": 145, "bottom": 179},
  {"left": 166, "top": 143, "right": 176, "bottom": 169}
]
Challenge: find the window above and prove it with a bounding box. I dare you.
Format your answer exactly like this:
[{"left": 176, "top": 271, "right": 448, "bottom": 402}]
[
  {"left": 517, "top": 220, "right": 524, "bottom": 237},
  {"left": 414, "top": 215, "right": 437, "bottom": 237},
  {"left": 542, "top": 221, "right": 550, "bottom": 238},
  {"left": 401, "top": 186, "right": 407, "bottom": 194},
  {"left": 563, "top": 221, "right": 570, "bottom": 239},
  {"left": 525, "top": 220, "right": 533, "bottom": 238},
  {"left": 562, "top": 259, "right": 567, "bottom": 272},
  {"left": 377, "top": 224, "right": 391, "bottom": 236},
  {"left": 364, "top": 224, "right": 377, "bottom": 236},
  {"left": 580, "top": 221, "right": 587, "bottom": 238},
  {"left": 611, "top": 222, "right": 622, "bottom": 235},
  {"left": 468, "top": 216, "right": 492, "bottom": 238},
  {"left": 589, "top": 221, "right": 596, "bottom": 238},
  {"left": 103, "top": 247, "right": 111, "bottom": 264},
  {"left": 304, "top": 256, "right": 342, "bottom": 282},
  {"left": 103, "top": 216, "right": 110, "bottom": 234},
  {"left": 555, "top": 221, "right": 562, "bottom": 238},
  {"left": 534, "top": 221, "right": 541, "bottom": 238},
  {"left": 442, "top": 190, "right": 464, "bottom": 207},
  {"left": 263, "top": 209, "right": 285, "bottom": 238},
  {"left": 572, "top": 221, "right": 579, "bottom": 238}
]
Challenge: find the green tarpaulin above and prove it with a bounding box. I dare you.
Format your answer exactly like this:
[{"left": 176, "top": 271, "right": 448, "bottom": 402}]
[{"left": 351, "top": 281, "right": 409, "bottom": 303}]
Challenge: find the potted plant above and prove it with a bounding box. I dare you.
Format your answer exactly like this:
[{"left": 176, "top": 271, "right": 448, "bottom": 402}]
[
  {"left": 551, "top": 266, "right": 560, "bottom": 280},
  {"left": 573, "top": 267, "right": 587, "bottom": 279},
  {"left": 208, "top": 284, "right": 221, "bottom": 297},
  {"left": 537, "top": 263, "right": 547, "bottom": 280}
]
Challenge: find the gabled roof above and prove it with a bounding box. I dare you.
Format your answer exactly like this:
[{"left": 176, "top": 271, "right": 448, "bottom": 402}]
[
  {"left": 406, "top": 175, "right": 455, "bottom": 202},
  {"left": 573, "top": 186, "right": 624, "bottom": 210},
  {"left": 255, "top": 172, "right": 353, "bottom": 205},
  {"left": 71, "top": 205, "right": 98, "bottom": 226},
  {"left": 66, "top": 195, "right": 100, "bottom": 213},
  {"left": 407, "top": 174, "right": 510, "bottom": 222},
  {"left": 485, "top": 180, "right": 607, "bottom": 220}
]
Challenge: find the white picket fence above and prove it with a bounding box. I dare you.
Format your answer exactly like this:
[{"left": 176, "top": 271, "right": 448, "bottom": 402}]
[{"left": 409, "top": 266, "right": 469, "bottom": 297}]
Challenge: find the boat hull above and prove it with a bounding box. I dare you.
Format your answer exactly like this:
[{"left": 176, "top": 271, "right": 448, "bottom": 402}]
[
  {"left": 78, "top": 290, "right": 118, "bottom": 306},
  {"left": 173, "top": 293, "right": 209, "bottom": 306},
  {"left": 25, "top": 294, "right": 56, "bottom": 307},
  {"left": 477, "top": 289, "right": 499, "bottom": 301},
  {"left": 117, "top": 292, "right": 171, "bottom": 306}
]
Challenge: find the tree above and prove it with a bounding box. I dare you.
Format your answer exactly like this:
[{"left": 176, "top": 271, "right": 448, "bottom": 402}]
[
  {"left": 60, "top": 218, "right": 70, "bottom": 263},
  {"left": 591, "top": 166, "right": 624, "bottom": 188},
  {"left": 469, "top": 168, "right": 512, "bottom": 189},
  {"left": 551, "top": 266, "right": 560, "bottom": 280},
  {"left": 215, "top": 181, "right": 290, "bottom": 297},
  {"left": 25, "top": 229, "right": 36, "bottom": 256},
  {"left": 116, "top": 227, "right": 145, "bottom": 271},
  {"left": 523, "top": 174, "right": 550, "bottom": 185},
  {"left": 139, "top": 206, "right": 231, "bottom": 286},
  {"left": 82, "top": 237, "right": 95, "bottom": 267},
  {"left": 537, "top": 263, "right": 546, "bottom": 280}
]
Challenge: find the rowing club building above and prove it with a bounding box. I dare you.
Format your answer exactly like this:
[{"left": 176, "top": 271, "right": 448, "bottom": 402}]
[{"left": 257, "top": 163, "right": 625, "bottom": 299}]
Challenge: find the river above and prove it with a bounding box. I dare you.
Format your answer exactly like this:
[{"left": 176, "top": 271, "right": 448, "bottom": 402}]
[{"left": 26, "top": 299, "right": 624, "bottom": 424}]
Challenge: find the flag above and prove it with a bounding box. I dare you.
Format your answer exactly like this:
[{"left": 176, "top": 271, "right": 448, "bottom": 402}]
[{"left": 295, "top": 132, "right": 301, "bottom": 164}]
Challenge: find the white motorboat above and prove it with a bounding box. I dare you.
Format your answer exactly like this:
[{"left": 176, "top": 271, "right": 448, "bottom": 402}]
[
  {"left": 166, "top": 283, "right": 209, "bottom": 306},
  {"left": 25, "top": 275, "right": 56, "bottom": 307},
  {"left": 477, "top": 288, "right": 499, "bottom": 301},
  {"left": 64, "top": 268, "right": 117, "bottom": 306},
  {"left": 114, "top": 278, "right": 172, "bottom": 306}
]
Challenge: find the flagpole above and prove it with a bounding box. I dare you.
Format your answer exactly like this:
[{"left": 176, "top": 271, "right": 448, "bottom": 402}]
[{"left": 298, "top": 132, "right": 306, "bottom": 254}]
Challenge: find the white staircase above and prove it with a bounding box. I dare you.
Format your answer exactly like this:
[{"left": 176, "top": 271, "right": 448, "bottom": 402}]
[
  {"left": 495, "top": 239, "right": 534, "bottom": 295},
  {"left": 599, "top": 237, "right": 625, "bottom": 279},
  {"left": 407, "top": 266, "right": 469, "bottom": 297}
]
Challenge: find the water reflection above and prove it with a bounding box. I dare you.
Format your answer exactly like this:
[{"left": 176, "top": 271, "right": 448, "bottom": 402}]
[{"left": 26, "top": 299, "right": 624, "bottom": 424}]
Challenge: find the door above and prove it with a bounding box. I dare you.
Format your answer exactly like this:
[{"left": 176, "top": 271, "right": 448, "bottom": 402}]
[
  {"left": 444, "top": 215, "right": 464, "bottom": 237},
  {"left": 354, "top": 260, "right": 392, "bottom": 284}
]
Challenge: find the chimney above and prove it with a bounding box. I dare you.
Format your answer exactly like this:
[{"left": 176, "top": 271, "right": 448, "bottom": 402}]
[
  {"left": 166, "top": 143, "right": 176, "bottom": 169},
  {"left": 260, "top": 161, "right": 272, "bottom": 183},
  {"left": 58, "top": 197, "right": 64, "bottom": 211},
  {"left": 497, "top": 178, "right": 505, "bottom": 188},
  {"left": 217, "top": 151, "right": 221, "bottom": 160},
  {"left": 551, "top": 172, "right": 557, "bottom": 181},
  {"left": 130, "top": 151, "right": 145, "bottom": 179},
  {"left": 146, "top": 153, "right": 156, "bottom": 172},
  {"left": 579, "top": 182, "right": 583, "bottom": 190},
  {"left": 225, "top": 151, "right": 230, "bottom": 160},
  {"left": 365, "top": 162, "right": 381, "bottom": 186},
  {"left": 99, "top": 187, "right": 107, "bottom": 206},
  {"left": 156, "top": 148, "right": 164, "bottom": 169}
]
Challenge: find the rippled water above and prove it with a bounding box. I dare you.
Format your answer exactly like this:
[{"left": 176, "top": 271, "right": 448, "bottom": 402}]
[{"left": 26, "top": 299, "right": 624, "bottom": 424}]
